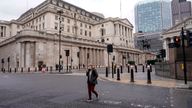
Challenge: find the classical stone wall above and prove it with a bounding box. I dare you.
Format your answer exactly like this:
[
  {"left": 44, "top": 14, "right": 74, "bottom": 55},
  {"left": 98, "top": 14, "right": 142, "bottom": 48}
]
[{"left": 0, "top": 41, "right": 20, "bottom": 70}]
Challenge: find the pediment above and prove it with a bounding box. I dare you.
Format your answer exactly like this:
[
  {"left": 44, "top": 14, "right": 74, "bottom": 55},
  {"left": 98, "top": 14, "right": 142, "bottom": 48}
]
[
  {"left": 120, "top": 19, "right": 133, "bottom": 27},
  {"left": 164, "top": 17, "right": 192, "bottom": 34}
]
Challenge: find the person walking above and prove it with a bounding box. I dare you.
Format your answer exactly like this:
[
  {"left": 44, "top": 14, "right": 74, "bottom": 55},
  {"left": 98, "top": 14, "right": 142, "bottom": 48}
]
[{"left": 86, "top": 65, "right": 99, "bottom": 102}]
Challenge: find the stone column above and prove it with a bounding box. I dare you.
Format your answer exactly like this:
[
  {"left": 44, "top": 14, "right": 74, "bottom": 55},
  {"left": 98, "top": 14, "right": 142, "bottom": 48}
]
[
  {"left": 20, "top": 42, "right": 25, "bottom": 67},
  {"left": 93, "top": 49, "right": 96, "bottom": 65},
  {"left": 96, "top": 49, "right": 98, "bottom": 66},
  {"left": 79, "top": 47, "right": 81, "bottom": 67},
  {"left": 85, "top": 48, "right": 87, "bottom": 68},
  {"left": 98, "top": 49, "right": 101, "bottom": 66},
  {"left": 119, "top": 24, "right": 121, "bottom": 36},
  {"left": 82, "top": 48, "right": 86, "bottom": 66},
  {"left": 117, "top": 24, "right": 119, "bottom": 35},
  {"left": 89, "top": 48, "right": 91, "bottom": 65},
  {"left": 101, "top": 50, "right": 103, "bottom": 66},
  {"left": 164, "top": 38, "right": 170, "bottom": 61}
]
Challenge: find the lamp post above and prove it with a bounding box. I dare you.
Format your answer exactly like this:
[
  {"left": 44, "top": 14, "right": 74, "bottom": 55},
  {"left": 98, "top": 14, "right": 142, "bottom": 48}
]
[{"left": 57, "top": 10, "right": 63, "bottom": 73}]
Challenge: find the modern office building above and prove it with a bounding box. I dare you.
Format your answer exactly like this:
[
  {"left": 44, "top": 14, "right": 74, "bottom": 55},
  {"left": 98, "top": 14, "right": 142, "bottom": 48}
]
[
  {"left": 171, "top": 0, "right": 192, "bottom": 26},
  {"left": 134, "top": 0, "right": 172, "bottom": 54},
  {"left": 135, "top": 0, "right": 172, "bottom": 33},
  {"left": 0, "top": 0, "right": 151, "bottom": 71}
]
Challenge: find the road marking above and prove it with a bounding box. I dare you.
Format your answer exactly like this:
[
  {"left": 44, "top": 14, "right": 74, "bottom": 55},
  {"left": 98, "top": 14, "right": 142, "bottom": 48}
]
[{"left": 102, "top": 100, "right": 122, "bottom": 105}]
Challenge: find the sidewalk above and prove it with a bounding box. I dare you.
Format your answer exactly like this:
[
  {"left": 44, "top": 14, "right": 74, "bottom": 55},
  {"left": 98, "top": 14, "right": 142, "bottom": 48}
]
[{"left": 98, "top": 71, "right": 192, "bottom": 89}]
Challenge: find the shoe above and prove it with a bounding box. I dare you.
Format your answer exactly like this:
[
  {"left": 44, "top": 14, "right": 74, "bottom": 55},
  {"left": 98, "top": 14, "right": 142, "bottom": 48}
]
[
  {"left": 86, "top": 99, "right": 93, "bottom": 102},
  {"left": 96, "top": 95, "right": 99, "bottom": 100}
]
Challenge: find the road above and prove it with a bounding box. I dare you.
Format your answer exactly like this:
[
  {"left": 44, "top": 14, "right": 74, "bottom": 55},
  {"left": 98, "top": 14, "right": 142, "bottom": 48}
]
[{"left": 0, "top": 73, "right": 191, "bottom": 108}]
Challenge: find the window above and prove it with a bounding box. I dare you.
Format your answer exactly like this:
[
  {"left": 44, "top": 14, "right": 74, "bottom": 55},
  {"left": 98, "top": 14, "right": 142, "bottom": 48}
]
[
  {"left": 72, "top": 27, "right": 74, "bottom": 33},
  {"left": 101, "top": 29, "right": 105, "bottom": 36},
  {"left": 43, "top": 15, "right": 45, "bottom": 20},
  {"left": 39, "top": 17, "right": 41, "bottom": 22},
  {"left": 55, "top": 22, "right": 58, "bottom": 30},
  {"left": 80, "top": 23, "right": 83, "bottom": 27},
  {"left": 107, "top": 38, "right": 109, "bottom": 41},
  {"left": 39, "top": 24, "right": 41, "bottom": 30},
  {"left": 101, "top": 24, "right": 104, "bottom": 27},
  {"left": 89, "top": 26, "right": 91, "bottom": 29},
  {"left": 17, "top": 25, "right": 20, "bottom": 29},
  {"left": 55, "top": 15, "right": 58, "bottom": 20},
  {"left": 80, "top": 29, "right": 82, "bottom": 35},
  {"left": 42, "top": 23, "right": 45, "bottom": 29},
  {"left": 62, "top": 17, "right": 64, "bottom": 22},
  {"left": 36, "top": 19, "right": 38, "bottom": 23},
  {"left": 85, "top": 30, "right": 87, "bottom": 36},
  {"left": 85, "top": 24, "right": 87, "bottom": 28},
  {"left": 89, "top": 32, "right": 91, "bottom": 37},
  {"left": 67, "top": 26, "right": 70, "bottom": 32},
  {"left": 67, "top": 19, "right": 70, "bottom": 23}
]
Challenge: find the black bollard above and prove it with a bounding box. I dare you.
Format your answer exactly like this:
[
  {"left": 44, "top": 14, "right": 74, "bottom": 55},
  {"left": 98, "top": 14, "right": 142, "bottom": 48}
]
[
  {"left": 112, "top": 62, "right": 114, "bottom": 78},
  {"left": 147, "top": 66, "right": 152, "bottom": 84},
  {"left": 9, "top": 68, "right": 12, "bottom": 73},
  {"left": 120, "top": 65, "right": 123, "bottom": 73},
  {"left": 117, "top": 68, "right": 120, "bottom": 80},
  {"left": 150, "top": 65, "right": 152, "bottom": 72},
  {"left": 15, "top": 68, "right": 17, "bottom": 73},
  {"left": 50, "top": 66, "right": 52, "bottom": 72},
  {"left": 35, "top": 67, "right": 37, "bottom": 72},
  {"left": 47, "top": 67, "right": 49, "bottom": 71},
  {"left": 130, "top": 66, "right": 134, "bottom": 82},
  {"left": 28, "top": 67, "right": 30, "bottom": 72},
  {"left": 135, "top": 65, "right": 137, "bottom": 73},
  {"left": 21, "top": 67, "right": 23, "bottom": 73},
  {"left": 142, "top": 65, "right": 145, "bottom": 72},
  {"left": 114, "top": 65, "right": 116, "bottom": 74},
  {"left": 128, "top": 65, "right": 130, "bottom": 73},
  {"left": 106, "top": 67, "right": 108, "bottom": 77}
]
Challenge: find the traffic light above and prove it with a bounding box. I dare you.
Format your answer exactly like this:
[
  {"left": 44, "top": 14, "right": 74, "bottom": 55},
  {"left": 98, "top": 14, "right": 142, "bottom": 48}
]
[
  {"left": 174, "top": 36, "right": 181, "bottom": 48},
  {"left": 65, "top": 50, "right": 70, "bottom": 56},
  {"left": 187, "top": 31, "right": 192, "bottom": 47},
  {"left": 160, "top": 49, "right": 166, "bottom": 58},
  {"left": 107, "top": 44, "right": 113, "bottom": 53}
]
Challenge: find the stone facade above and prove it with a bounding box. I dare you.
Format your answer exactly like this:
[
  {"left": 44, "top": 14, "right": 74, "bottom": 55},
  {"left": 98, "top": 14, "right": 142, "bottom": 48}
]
[
  {"left": 161, "top": 16, "right": 192, "bottom": 80},
  {"left": 0, "top": 0, "right": 143, "bottom": 70}
]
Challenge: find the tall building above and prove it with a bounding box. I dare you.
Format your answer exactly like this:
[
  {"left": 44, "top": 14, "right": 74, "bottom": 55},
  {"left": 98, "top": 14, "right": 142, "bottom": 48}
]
[
  {"left": 135, "top": 0, "right": 172, "bottom": 33},
  {"left": 0, "top": 0, "right": 146, "bottom": 70},
  {"left": 171, "top": 0, "right": 192, "bottom": 25},
  {"left": 134, "top": 0, "right": 172, "bottom": 54}
]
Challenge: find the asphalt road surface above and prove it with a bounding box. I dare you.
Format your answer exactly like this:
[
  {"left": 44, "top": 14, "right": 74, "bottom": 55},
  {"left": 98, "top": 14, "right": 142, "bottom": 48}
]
[{"left": 0, "top": 73, "right": 191, "bottom": 108}]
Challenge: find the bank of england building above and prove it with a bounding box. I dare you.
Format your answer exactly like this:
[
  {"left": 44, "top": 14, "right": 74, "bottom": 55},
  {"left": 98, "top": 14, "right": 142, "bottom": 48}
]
[{"left": 0, "top": 0, "right": 151, "bottom": 71}]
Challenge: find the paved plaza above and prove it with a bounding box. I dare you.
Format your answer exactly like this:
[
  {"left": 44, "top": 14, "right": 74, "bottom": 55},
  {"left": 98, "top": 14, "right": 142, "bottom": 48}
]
[{"left": 0, "top": 67, "right": 192, "bottom": 108}]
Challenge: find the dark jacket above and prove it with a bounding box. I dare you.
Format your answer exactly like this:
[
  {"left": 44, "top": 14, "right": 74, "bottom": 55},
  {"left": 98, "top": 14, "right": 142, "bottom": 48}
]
[{"left": 86, "top": 68, "right": 98, "bottom": 85}]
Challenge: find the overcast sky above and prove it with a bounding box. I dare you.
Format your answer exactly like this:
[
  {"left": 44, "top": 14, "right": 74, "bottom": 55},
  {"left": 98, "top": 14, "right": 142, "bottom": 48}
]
[{"left": 0, "top": 0, "right": 144, "bottom": 25}]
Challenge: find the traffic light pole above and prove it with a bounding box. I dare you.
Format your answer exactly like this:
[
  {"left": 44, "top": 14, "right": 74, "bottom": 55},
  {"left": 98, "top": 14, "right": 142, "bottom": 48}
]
[{"left": 181, "top": 27, "right": 187, "bottom": 84}]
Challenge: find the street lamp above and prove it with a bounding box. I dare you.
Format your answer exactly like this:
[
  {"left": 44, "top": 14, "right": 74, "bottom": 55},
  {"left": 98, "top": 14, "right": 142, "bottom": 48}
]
[{"left": 57, "top": 10, "right": 63, "bottom": 73}]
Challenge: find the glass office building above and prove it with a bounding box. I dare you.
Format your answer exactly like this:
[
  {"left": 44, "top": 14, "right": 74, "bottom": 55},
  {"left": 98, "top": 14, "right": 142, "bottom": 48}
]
[{"left": 135, "top": 0, "right": 172, "bottom": 33}]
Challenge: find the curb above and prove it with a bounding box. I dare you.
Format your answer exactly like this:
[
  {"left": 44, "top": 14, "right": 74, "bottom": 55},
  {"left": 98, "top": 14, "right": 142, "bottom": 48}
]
[{"left": 99, "top": 76, "right": 177, "bottom": 88}]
